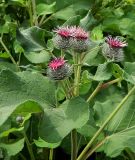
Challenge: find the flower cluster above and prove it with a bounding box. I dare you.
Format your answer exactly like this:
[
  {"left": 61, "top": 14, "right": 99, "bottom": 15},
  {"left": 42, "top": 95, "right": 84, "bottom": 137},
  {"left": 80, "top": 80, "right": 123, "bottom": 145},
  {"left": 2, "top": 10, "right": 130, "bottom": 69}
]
[
  {"left": 53, "top": 26, "right": 89, "bottom": 53},
  {"left": 47, "top": 57, "right": 72, "bottom": 80},
  {"left": 102, "top": 36, "right": 128, "bottom": 62},
  {"left": 48, "top": 27, "right": 128, "bottom": 80}
]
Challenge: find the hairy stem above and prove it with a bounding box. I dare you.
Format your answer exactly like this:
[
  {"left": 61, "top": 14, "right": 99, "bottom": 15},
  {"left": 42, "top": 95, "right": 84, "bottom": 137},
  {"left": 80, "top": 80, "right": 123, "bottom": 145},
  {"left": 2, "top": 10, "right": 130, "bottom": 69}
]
[{"left": 77, "top": 85, "right": 135, "bottom": 160}]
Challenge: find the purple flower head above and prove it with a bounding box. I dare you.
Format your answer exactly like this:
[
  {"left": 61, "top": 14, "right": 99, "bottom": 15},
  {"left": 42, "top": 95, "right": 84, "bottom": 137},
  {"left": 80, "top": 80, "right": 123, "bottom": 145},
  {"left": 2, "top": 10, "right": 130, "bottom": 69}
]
[
  {"left": 49, "top": 57, "right": 66, "bottom": 70},
  {"left": 102, "top": 36, "right": 127, "bottom": 62},
  {"left": 105, "top": 36, "right": 128, "bottom": 48},
  {"left": 53, "top": 26, "right": 90, "bottom": 52},
  {"left": 70, "top": 26, "right": 90, "bottom": 52},
  {"left": 53, "top": 26, "right": 71, "bottom": 38},
  {"left": 47, "top": 57, "right": 72, "bottom": 80},
  {"left": 70, "top": 26, "right": 89, "bottom": 39}
]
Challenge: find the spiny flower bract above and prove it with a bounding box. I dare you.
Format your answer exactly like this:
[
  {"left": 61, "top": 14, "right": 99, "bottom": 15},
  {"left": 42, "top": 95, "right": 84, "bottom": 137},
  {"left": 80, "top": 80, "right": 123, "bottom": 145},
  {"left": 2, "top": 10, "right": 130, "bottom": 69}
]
[
  {"left": 47, "top": 57, "right": 72, "bottom": 80},
  {"left": 53, "top": 26, "right": 90, "bottom": 52},
  {"left": 71, "top": 26, "right": 90, "bottom": 53},
  {"left": 105, "top": 36, "right": 128, "bottom": 48},
  {"left": 53, "top": 26, "right": 73, "bottom": 49},
  {"left": 102, "top": 36, "right": 128, "bottom": 62}
]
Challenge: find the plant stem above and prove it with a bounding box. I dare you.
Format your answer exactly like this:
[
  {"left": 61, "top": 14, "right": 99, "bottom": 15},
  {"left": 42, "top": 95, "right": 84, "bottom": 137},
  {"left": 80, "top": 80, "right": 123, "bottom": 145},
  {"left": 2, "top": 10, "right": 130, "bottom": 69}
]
[
  {"left": 74, "top": 54, "right": 81, "bottom": 96},
  {"left": 87, "top": 78, "right": 122, "bottom": 103},
  {"left": 77, "top": 85, "right": 135, "bottom": 160},
  {"left": 101, "top": 78, "right": 122, "bottom": 89},
  {"left": 87, "top": 82, "right": 102, "bottom": 103},
  {"left": 19, "top": 153, "right": 27, "bottom": 160},
  {"left": 65, "top": 78, "right": 74, "bottom": 97},
  {"left": 0, "top": 37, "right": 20, "bottom": 71},
  {"left": 31, "top": 0, "right": 38, "bottom": 25},
  {"left": 84, "top": 138, "right": 106, "bottom": 160},
  {"left": 125, "top": 148, "right": 135, "bottom": 160},
  {"left": 39, "top": 14, "right": 54, "bottom": 26},
  {"left": 61, "top": 80, "right": 69, "bottom": 99},
  {"left": 71, "top": 129, "right": 78, "bottom": 160},
  {"left": 23, "top": 132, "right": 35, "bottom": 160},
  {"left": 27, "top": 0, "right": 33, "bottom": 26},
  {"left": 49, "top": 149, "right": 53, "bottom": 160}
]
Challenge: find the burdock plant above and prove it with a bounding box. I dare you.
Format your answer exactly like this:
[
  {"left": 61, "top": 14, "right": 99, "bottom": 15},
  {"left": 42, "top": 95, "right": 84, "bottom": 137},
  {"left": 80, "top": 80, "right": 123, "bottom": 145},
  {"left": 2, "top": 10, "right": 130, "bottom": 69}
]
[
  {"left": 48, "top": 26, "right": 90, "bottom": 160},
  {"left": 46, "top": 26, "right": 131, "bottom": 160}
]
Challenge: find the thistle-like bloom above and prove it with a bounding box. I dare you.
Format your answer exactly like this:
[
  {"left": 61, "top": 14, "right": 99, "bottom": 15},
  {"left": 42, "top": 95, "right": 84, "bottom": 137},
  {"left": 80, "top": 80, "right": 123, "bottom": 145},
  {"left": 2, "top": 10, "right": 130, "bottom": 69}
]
[
  {"left": 105, "top": 36, "right": 127, "bottom": 48},
  {"left": 47, "top": 57, "right": 72, "bottom": 80},
  {"left": 102, "top": 36, "right": 128, "bottom": 62},
  {"left": 71, "top": 26, "right": 90, "bottom": 53},
  {"left": 53, "top": 26, "right": 73, "bottom": 49},
  {"left": 53, "top": 26, "right": 90, "bottom": 52}
]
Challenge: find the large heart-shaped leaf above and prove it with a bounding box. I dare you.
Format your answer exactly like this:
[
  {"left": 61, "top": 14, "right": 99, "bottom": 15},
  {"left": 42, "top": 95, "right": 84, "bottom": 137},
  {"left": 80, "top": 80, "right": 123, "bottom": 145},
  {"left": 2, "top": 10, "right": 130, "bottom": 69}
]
[
  {"left": 103, "top": 127, "right": 135, "bottom": 157},
  {"left": 16, "top": 26, "right": 46, "bottom": 52},
  {"left": 39, "top": 97, "right": 89, "bottom": 143},
  {"left": 0, "top": 69, "right": 56, "bottom": 126}
]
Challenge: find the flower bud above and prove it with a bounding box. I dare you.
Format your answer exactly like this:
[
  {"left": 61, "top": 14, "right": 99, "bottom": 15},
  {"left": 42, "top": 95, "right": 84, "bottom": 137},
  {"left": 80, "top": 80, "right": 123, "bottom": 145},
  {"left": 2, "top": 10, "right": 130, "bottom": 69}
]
[
  {"left": 47, "top": 57, "right": 72, "bottom": 80},
  {"left": 16, "top": 115, "right": 24, "bottom": 124},
  {"left": 53, "top": 26, "right": 90, "bottom": 52},
  {"left": 53, "top": 26, "right": 73, "bottom": 49},
  {"left": 72, "top": 39, "right": 90, "bottom": 53},
  {"left": 102, "top": 36, "right": 127, "bottom": 62},
  {"left": 71, "top": 26, "right": 90, "bottom": 53}
]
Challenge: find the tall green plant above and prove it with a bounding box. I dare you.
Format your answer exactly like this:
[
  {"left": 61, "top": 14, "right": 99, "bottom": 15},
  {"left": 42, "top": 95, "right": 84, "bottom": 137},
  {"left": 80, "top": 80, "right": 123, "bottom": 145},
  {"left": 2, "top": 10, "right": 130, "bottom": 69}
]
[{"left": 0, "top": 0, "right": 135, "bottom": 160}]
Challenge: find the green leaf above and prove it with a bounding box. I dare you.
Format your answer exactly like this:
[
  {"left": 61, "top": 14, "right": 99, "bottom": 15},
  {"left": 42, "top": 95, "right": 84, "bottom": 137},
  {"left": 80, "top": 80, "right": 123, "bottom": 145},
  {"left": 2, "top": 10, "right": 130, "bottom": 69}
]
[
  {"left": 83, "top": 45, "right": 104, "bottom": 66},
  {"left": 0, "top": 138, "right": 24, "bottom": 156},
  {"left": 34, "top": 137, "right": 61, "bottom": 148},
  {"left": 103, "top": 127, "right": 135, "bottom": 157},
  {"left": 54, "top": 5, "right": 75, "bottom": 20},
  {"left": 80, "top": 10, "right": 97, "bottom": 30},
  {"left": 119, "top": 18, "right": 135, "bottom": 37},
  {"left": 79, "top": 70, "right": 92, "bottom": 95},
  {"left": 8, "top": 0, "right": 26, "bottom": 6},
  {"left": 24, "top": 50, "right": 50, "bottom": 64},
  {"left": 91, "top": 25, "right": 103, "bottom": 41},
  {"left": 94, "top": 87, "right": 135, "bottom": 132},
  {"left": 0, "top": 62, "right": 18, "bottom": 72},
  {"left": 16, "top": 26, "right": 46, "bottom": 52},
  {"left": 36, "top": 2, "right": 56, "bottom": 16},
  {"left": 0, "top": 127, "right": 24, "bottom": 138},
  {"left": 0, "top": 69, "right": 56, "bottom": 126},
  {"left": 47, "top": 39, "right": 54, "bottom": 52},
  {"left": 39, "top": 97, "right": 89, "bottom": 142},
  {"left": 112, "top": 63, "right": 124, "bottom": 79},
  {"left": 63, "top": 15, "right": 81, "bottom": 26},
  {"left": 90, "top": 62, "right": 112, "bottom": 81},
  {"left": 102, "top": 18, "right": 120, "bottom": 33},
  {"left": 123, "top": 62, "right": 135, "bottom": 84}
]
